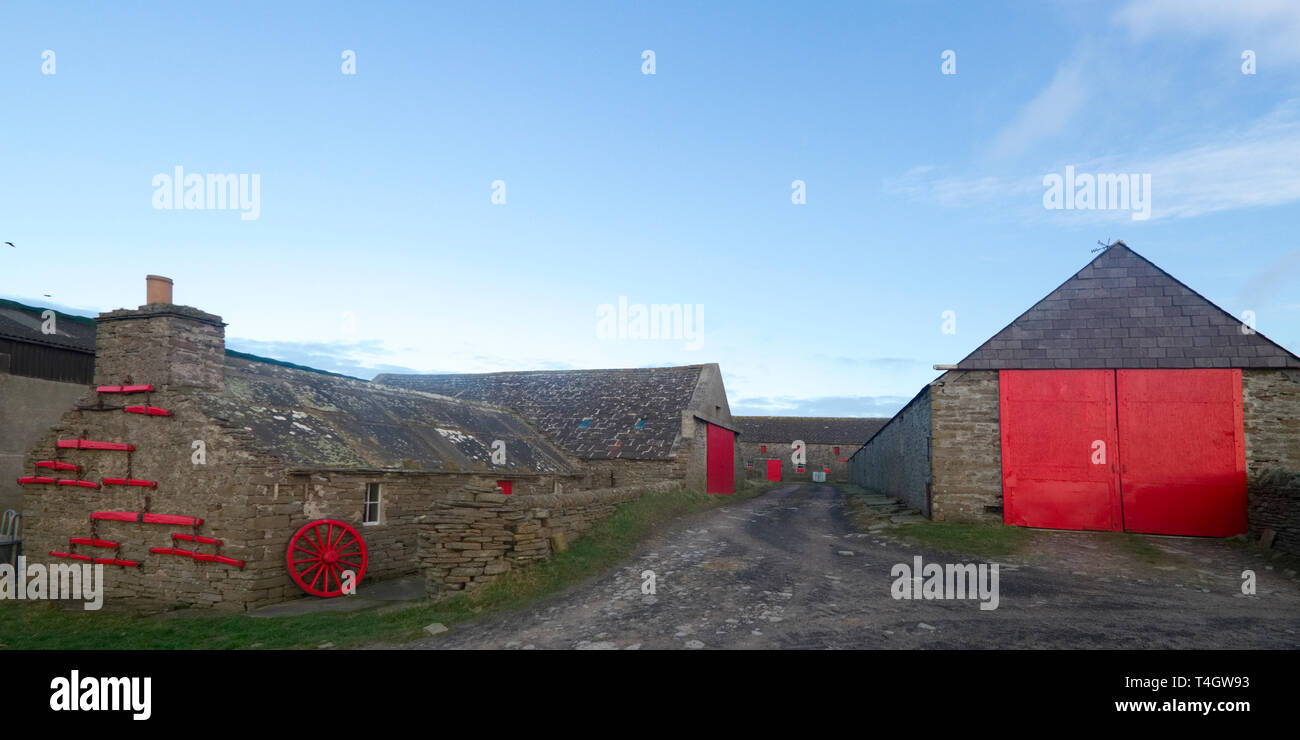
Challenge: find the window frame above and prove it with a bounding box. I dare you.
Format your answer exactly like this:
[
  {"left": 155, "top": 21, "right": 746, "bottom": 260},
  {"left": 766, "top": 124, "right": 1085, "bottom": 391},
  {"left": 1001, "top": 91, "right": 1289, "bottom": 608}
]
[{"left": 363, "top": 482, "right": 382, "bottom": 525}]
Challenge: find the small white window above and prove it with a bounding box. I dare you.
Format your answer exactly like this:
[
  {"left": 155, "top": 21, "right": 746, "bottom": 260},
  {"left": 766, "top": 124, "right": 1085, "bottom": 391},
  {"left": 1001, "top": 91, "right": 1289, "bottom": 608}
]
[{"left": 364, "top": 483, "right": 382, "bottom": 525}]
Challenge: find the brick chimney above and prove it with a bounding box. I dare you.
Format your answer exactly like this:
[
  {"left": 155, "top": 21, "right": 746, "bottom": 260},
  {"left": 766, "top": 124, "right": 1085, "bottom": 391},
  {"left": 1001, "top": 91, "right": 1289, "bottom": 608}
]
[{"left": 94, "top": 275, "right": 226, "bottom": 390}]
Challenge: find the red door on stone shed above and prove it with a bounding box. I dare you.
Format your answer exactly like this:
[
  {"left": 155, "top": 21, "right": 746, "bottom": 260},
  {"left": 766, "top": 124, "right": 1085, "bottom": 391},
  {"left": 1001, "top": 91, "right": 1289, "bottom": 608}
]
[
  {"left": 706, "top": 422, "right": 735, "bottom": 495},
  {"left": 1115, "top": 369, "right": 1246, "bottom": 537},
  {"left": 766, "top": 459, "right": 782, "bottom": 482},
  {"left": 1000, "top": 370, "right": 1123, "bottom": 532}
]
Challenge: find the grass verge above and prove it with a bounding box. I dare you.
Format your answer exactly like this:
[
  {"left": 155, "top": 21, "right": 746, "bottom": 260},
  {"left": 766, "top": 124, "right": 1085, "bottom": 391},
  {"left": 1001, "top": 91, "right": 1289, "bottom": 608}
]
[
  {"left": 880, "top": 521, "right": 1037, "bottom": 560},
  {"left": 0, "top": 481, "right": 773, "bottom": 650},
  {"left": 839, "top": 484, "right": 1036, "bottom": 559}
]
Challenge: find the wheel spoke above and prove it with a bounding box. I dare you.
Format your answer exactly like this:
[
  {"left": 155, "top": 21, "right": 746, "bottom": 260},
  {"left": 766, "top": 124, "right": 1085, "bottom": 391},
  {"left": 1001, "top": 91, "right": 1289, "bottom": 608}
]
[
  {"left": 309, "top": 563, "right": 326, "bottom": 590},
  {"left": 303, "top": 530, "right": 322, "bottom": 553},
  {"left": 308, "top": 526, "right": 327, "bottom": 551}
]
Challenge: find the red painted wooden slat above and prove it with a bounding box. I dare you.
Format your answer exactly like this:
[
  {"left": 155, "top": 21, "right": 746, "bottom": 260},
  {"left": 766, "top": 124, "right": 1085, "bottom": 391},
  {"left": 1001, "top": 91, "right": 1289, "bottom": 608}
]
[
  {"left": 57, "top": 479, "right": 100, "bottom": 489},
  {"left": 96, "top": 384, "right": 154, "bottom": 394},
  {"left": 172, "top": 533, "right": 222, "bottom": 545},
  {"left": 92, "top": 511, "right": 203, "bottom": 526},
  {"left": 69, "top": 537, "right": 120, "bottom": 549},
  {"left": 124, "top": 405, "right": 172, "bottom": 416},
  {"left": 101, "top": 478, "right": 158, "bottom": 488},
  {"left": 17, "top": 476, "right": 56, "bottom": 485},
  {"left": 57, "top": 439, "right": 135, "bottom": 451},
  {"left": 35, "top": 461, "right": 80, "bottom": 472},
  {"left": 94, "top": 557, "right": 139, "bottom": 567}
]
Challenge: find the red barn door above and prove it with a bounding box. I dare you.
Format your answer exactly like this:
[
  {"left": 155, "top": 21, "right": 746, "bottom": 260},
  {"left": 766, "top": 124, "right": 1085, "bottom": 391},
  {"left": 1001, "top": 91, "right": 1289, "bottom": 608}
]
[
  {"left": 706, "top": 423, "right": 735, "bottom": 494},
  {"left": 1000, "top": 370, "right": 1123, "bottom": 532},
  {"left": 766, "top": 459, "right": 782, "bottom": 482},
  {"left": 1116, "top": 369, "right": 1246, "bottom": 537}
]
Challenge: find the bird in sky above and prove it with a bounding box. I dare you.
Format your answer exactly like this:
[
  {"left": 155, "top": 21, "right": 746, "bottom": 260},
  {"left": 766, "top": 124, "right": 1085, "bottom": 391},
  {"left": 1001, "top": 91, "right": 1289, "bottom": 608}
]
[{"left": 4, "top": 241, "right": 14, "bottom": 247}]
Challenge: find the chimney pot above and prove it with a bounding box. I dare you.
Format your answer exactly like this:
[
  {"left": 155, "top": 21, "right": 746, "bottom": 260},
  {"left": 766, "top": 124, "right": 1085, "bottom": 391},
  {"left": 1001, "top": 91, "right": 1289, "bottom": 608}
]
[{"left": 146, "top": 275, "right": 174, "bottom": 305}]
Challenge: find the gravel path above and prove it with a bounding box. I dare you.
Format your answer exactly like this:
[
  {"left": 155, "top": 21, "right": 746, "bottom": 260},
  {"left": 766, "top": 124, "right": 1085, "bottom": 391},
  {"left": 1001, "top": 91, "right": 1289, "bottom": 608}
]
[{"left": 400, "top": 483, "right": 1300, "bottom": 650}]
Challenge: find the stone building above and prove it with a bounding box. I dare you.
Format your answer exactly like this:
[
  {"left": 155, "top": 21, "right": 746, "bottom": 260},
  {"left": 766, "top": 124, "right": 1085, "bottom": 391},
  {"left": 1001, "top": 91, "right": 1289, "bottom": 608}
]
[
  {"left": 734, "top": 416, "right": 887, "bottom": 482},
  {"left": 17, "top": 277, "right": 645, "bottom": 610},
  {"left": 375, "top": 364, "right": 741, "bottom": 494},
  {"left": 0, "top": 299, "right": 96, "bottom": 514},
  {"left": 849, "top": 242, "right": 1300, "bottom": 555}
]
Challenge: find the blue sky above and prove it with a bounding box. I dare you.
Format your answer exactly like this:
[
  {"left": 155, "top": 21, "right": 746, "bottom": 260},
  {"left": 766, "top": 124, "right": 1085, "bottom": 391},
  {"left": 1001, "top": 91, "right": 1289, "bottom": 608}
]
[{"left": 2, "top": 1, "right": 1298, "bottom": 416}]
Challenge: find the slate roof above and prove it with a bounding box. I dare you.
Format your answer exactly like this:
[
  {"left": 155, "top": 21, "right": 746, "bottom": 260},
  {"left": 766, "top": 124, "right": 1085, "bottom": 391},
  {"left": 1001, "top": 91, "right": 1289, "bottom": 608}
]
[
  {"left": 733, "top": 416, "right": 890, "bottom": 445},
  {"left": 0, "top": 298, "right": 97, "bottom": 353},
  {"left": 373, "top": 366, "right": 709, "bottom": 460},
  {"left": 196, "top": 355, "right": 579, "bottom": 476},
  {"left": 956, "top": 243, "right": 1300, "bottom": 369}
]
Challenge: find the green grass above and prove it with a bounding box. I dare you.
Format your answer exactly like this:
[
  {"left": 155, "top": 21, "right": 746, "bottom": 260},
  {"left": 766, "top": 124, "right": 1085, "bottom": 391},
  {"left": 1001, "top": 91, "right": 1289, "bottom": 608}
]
[
  {"left": 839, "top": 485, "right": 1036, "bottom": 559},
  {"left": 881, "top": 521, "right": 1037, "bottom": 559},
  {"left": 1107, "top": 531, "right": 1168, "bottom": 565},
  {"left": 0, "top": 481, "right": 773, "bottom": 650}
]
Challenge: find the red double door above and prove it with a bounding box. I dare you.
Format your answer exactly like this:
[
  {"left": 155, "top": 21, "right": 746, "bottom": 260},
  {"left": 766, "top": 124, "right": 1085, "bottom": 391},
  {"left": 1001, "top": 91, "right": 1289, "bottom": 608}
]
[{"left": 1000, "top": 369, "right": 1246, "bottom": 537}]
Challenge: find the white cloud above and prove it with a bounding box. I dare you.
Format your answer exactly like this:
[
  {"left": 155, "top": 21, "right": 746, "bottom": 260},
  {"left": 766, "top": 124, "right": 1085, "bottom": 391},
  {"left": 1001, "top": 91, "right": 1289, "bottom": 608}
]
[
  {"left": 987, "top": 50, "right": 1095, "bottom": 161},
  {"left": 1115, "top": 0, "right": 1300, "bottom": 62},
  {"left": 889, "top": 100, "right": 1300, "bottom": 221}
]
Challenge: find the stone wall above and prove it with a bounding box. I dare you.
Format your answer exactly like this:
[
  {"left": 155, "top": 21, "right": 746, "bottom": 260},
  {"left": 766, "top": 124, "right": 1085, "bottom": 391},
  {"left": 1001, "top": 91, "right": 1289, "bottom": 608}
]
[
  {"left": 417, "top": 480, "right": 680, "bottom": 596},
  {"left": 1243, "top": 369, "right": 1300, "bottom": 555},
  {"left": 0, "top": 373, "right": 86, "bottom": 513},
  {"left": 580, "top": 458, "right": 683, "bottom": 491},
  {"left": 21, "top": 390, "right": 274, "bottom": 611},
  {"left": 929, "top": 371, "right": 1003, "bottom": 522},
  {"left": 848, "top": 387, "right": 932, "bottom": 515}
]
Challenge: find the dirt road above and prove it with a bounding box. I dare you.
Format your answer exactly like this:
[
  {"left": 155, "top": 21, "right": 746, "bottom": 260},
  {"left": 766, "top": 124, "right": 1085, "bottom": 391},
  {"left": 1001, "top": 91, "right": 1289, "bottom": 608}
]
[{"left": 402, "top": 483, "right": 1300, "bottom": 649}]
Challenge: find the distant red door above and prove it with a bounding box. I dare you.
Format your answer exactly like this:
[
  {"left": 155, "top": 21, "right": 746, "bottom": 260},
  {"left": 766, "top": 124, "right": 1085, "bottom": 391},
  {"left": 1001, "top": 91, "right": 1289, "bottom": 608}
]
[
  {"left": 706, "top": 423, "right": 735, "bottom": 494},
  {"left": 1000, "top": 370, "right": 1122, "bottom": 532},
  {"left": 766, "top": 459, "right": 782, "bottom": 482},
  {"left": 1116, "top": 370, "right": 1246, "bottom": 537}
]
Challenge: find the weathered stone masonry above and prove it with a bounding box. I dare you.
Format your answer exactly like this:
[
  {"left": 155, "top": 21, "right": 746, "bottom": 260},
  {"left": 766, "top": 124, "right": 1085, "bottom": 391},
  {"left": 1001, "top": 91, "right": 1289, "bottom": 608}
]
[
  {"left": 929, "top": 371, "right": 1002, "bottom": 522},
  {"left": 1243, "top": 369, "right": 1300, "bottom": 554},
  {"left": 418, "top": 480, "right": 679, "bottom": 595},
  {"left": 848, "top": 389, "right": 932, "bottom": 516}
]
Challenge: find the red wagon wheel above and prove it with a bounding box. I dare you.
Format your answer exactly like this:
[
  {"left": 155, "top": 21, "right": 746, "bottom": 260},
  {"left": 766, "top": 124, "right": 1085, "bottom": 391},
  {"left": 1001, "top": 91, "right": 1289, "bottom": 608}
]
[{"left": 286, "top": 519, "right": 368, "bottom": 598}]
